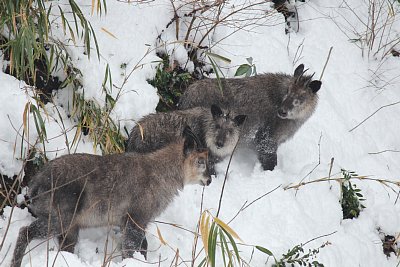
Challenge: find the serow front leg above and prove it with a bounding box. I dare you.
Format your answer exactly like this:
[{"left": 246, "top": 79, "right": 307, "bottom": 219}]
[
  {"left": 255, "top": 129, "right": 278, "bottom": 171},
  {"left": 121, "top": 217, "right": 146, "bottom": 259},
  {"left": 258, "top": 151, "right": 277, "bottom": 171}
]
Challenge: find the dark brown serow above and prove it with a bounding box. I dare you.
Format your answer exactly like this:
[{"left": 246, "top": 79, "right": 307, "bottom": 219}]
[
  {"left": 126, "top": 105, "right": 246, "bottom": 174},
  {"left": 179, "top": 64, "right": 322, "bottom": 171},
  {"left": 11, "top": 127, "right": 211, "bottom": 267}
]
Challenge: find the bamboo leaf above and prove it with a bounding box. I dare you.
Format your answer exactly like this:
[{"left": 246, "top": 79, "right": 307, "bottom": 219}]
[
  {"left": 138, "top": 123, "right": 144, "bottom": 141},
  {"left": 214, "top": 217, "right": 243, "bottom": 242},
  {"left": 197, "top": 258, "right": 207, "bottom": 267},
  {"left": 156, "top": 225, "right": 167, "bottom": 245},
  {"left": 219, "top": 230, "right": 228, "bottom": 266},
  {"left": 101, "top": 27, "right": 117, "bottom": 39},
  {"left": 22, "top": 102, "right": 30, "bottom": 139},
  {"left": 220, "top": 227, "right": 241, "bottom": 264},
  {"left": 208, "top": 56, "right": 224, "bottom": 93},
  {"left": 206, "top": 52, "right": 232, "bottom": 63},
  {"left": 256, "top": 245, "right": 274, "bottom": 256},
  {"left": 91, "top": 0, "right": 95, "bottom": 15},
  {"left": 208, "top": 222, "right": 218, "bottom": 267},
  {"left": 200, "top": 212, "right": 211, "bottom": 256}
]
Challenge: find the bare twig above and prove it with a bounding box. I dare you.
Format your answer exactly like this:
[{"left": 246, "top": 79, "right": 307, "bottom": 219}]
[
  {"left": 216, "top": 141, "right": 238, "bottom": 217},
  {"left": 285, "top": 175, "right": 400, "bottom": 191},
  {"left": 368, "top": 149, "right": 400, "bottom": 155},
  {"left": 191, "top": 186, "right": 205, "bottom": 267},
  {"left": 349, "top": 100, "right": 400, "bottom": 132},
  {"left": 228, "top": 184, "right": 281, "bottom": 224},
  {"left": 154, "top": 220, "right": 199, "bottom": 236},
  {"left": 216, "top": 119, "right": 247, "bottom": 217},
  {"left": 295, "top": 133, "right": 323, "bottom": 192},
  {"left": 242, "top": 184, "right": 282, "bottom": 211},
  {"left": 302, "top": 231, "right": 337, "bottom": 246},
  {"left": 395, "top": 190, "right": 400, "bottom": 205},
  {"left": 319, "top": 46, "right": 333, "bottom": 80}
]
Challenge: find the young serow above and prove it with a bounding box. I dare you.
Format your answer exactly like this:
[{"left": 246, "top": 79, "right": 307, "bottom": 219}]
[
  {"left": 126, "top": 105, "right": 246, "bottom": 174},
  {"left": 179, "top": 64, "right": 322, "bottom": 171},
  {"left": 11, "top": 127, "right": 211, "bottom": 267}
]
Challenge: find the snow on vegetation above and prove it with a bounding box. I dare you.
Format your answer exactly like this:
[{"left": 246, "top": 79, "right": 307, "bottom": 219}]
[{"left": 1, "top": 0, "right": 400, "bottom": 266}]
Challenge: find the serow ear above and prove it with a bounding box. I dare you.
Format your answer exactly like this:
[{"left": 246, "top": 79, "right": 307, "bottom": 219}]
[
  {"left": 294, "top": 64, "right": 305, "bottom": 77},
  {"left": 309, "top": 80, "right": 322, "bottom": 93},
  {"left": 234, "top": 115, "right": 247, "bottom": 126},
  {"left": 183, "top": 126, "right": 196, "bottom": 156},
  {"left": 211, "top": 104, "right": 223, "bottom": 118}
]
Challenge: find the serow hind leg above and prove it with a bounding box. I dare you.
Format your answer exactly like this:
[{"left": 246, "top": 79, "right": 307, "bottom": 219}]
[
  {"left": 58, "top": 226, "right": 79, "bottom": 253},
  {"left": 11, "top": 219, "right": 49, "bottom": 267}
]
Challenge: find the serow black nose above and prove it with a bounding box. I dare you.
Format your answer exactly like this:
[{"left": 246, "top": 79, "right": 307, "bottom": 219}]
[
  {"left": 206, "top": 178, "right": 212, "bottom": 185},
  {"left": 216, "top": 140, "right": 224, "bottom": 148},
  {"left": 278, "top": 109, "right": 287, "bottom": 117}
]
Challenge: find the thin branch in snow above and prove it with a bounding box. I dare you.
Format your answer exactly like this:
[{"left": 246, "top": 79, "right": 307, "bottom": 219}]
[
  {"left": 285, "top": 175, "right": 400, "bottom": 192},
  {"left": 216, "top": 119, "right": 247, "bottom": 218},
  {"left": 191, "top": 186, "right": 205, "bottom": 266},
  {"left": 154, "top": 220, "right": 199, "bottom": 236},
  {"left": 242, "top": 184, "right": 282, "bottom": 211},
  {"left": 319, "top": 46, "right": 333, "bottom": 80},
  {"left": 349, "top": 100, "right": 400, "bottom": 132},
  {"left": 368, "top": 149, "right": 400, "bottom": 155},
  {"left": 302, "top": 231, "right": 337, "bottom": 247},
  {"left": 295, "top": 133, "right": 323, "bottom": 195},
  {"left": 228, "top": 184, "right": 282, "bottom": 224}
]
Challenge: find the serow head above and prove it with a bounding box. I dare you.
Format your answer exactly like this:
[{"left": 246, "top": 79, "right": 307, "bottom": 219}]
[
  {"left": 208, "top": 104, "right": 247, "bottom": 158},
  {"left": 182, "top": 126, "right": 212, "bottom": 186},
  {"left": 277, "top": 64, "right": 322, "bottom": 120}
]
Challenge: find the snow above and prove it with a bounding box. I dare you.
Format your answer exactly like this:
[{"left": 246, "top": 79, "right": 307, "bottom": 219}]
[{"left": 1, "top": 0, "right": 400, "bottom": 266}]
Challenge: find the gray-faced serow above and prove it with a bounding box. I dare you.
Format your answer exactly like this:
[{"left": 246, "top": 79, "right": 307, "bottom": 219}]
[
  {"left": 126, "top": 105, "right": 246, "bottom": 174},
  {"left": 179, "top": 64, "right": 322, "bottom": 171},
  {"left": 11, "top": 127, "right": 211, "bottom": 267}
]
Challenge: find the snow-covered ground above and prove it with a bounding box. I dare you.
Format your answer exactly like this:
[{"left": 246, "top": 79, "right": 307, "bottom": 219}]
[{"left": 1, "top": 0, "right": 400, "bottom": 266}]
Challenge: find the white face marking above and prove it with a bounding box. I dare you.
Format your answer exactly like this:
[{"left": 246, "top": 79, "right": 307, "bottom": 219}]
[
  {"left": 205, "top": 131, "right": 239, "bottom": 158},
  {"left": 284, "top": 101, "right": 315, "bottom": 120}
]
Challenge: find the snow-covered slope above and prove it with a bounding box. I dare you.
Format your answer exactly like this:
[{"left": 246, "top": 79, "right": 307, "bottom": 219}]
[{"left": 1, "top": 0, "right": 399, "bottom": 266}]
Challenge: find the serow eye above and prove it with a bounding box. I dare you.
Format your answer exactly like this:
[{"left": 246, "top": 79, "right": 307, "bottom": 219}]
[{"left": 197, "top": 158, "right": 206, "bottom": 165}]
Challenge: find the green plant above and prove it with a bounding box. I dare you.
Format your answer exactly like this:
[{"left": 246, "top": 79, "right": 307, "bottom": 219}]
[
  {"left": 256, "top": 242, "right": 328, "bottom": 267},
  {"left": 205, "top": 52, "right": 232, "bottom": 93},
  {"left": 147, "top": 52, "right": 193, "bottom": 112},
  {"left": 340, "top": 169, "right": 366, "bottom": 219},
  {"left": 198, "top": 211, "right": 243, "bottom": 267},
  {"left": 235, "top": 57, "right": 257, "bottom": 77},
  {"left": 0, "top": 0, "right": 101, "bottom": 84},
  {"left": 71, "top": 95, "right": 125, "bottom": 154}
]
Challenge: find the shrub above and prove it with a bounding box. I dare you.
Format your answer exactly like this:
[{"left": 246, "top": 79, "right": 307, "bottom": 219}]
[
  {"left": 340, "top": 169, "right": 366, "bottom": 219},
  {"left": 147, "top": 52, "right": 193, "bottom": 112},
  {"left": 256, "top": 242, "right": 328, "bottom": 267}
]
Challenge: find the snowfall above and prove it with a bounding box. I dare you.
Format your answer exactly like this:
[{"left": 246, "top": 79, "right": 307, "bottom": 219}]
[{"left": 1, "top": 0, "right": 400, "bottom": 266}]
